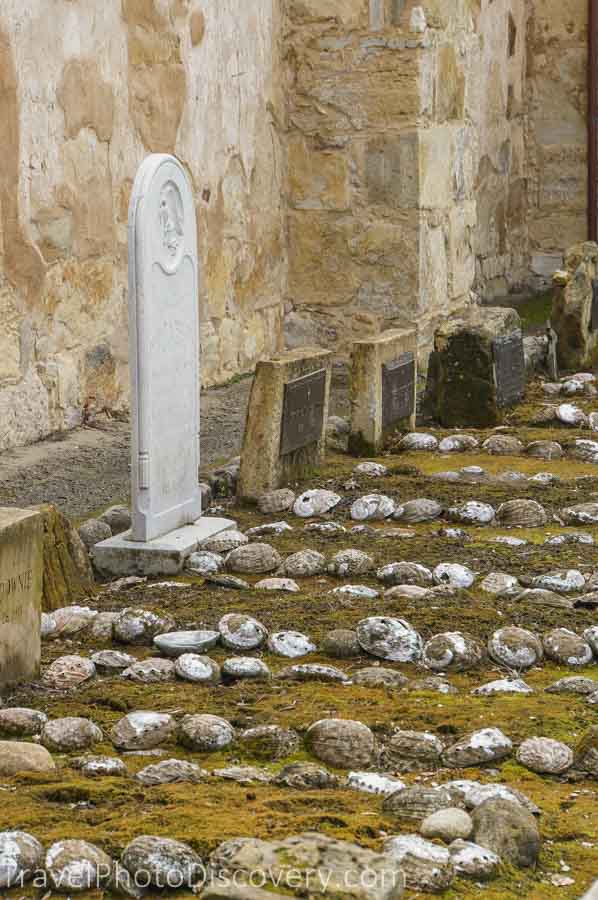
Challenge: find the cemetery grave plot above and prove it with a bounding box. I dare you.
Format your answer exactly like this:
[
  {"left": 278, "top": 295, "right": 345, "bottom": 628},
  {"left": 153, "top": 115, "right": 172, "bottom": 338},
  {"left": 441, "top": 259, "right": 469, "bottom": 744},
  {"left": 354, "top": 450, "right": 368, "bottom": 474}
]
[{"left": 2, "top": 389, "right": 598, "bottom": 899}]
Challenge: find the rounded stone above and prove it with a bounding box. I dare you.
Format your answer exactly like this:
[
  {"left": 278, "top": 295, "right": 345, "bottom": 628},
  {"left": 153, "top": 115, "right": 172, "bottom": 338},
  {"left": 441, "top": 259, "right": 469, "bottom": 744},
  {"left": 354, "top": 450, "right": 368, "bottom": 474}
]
[
  {"left": 255, "top": 577, "right": 299, "bottom": 592},
  {"left": 328, "top": 549, "right": 373, "bottom": 577},
  {"left": 226, "top": 543, "right": 282, "bottom": 574},
  {"left": 574, "top": 726, "right": 598, "bottom": 775},
  {"left": 394, "top": 499, "right": 443, "bottom": 523},
  {"left": 420, "top": 808, "right": 473, "bottom": 843},
  {"left": 122, "top": 836, "right": 203, "bottom": 889},
  {"left": 347, "top": 771, "right": 406, "bottom": 796},
  {"left": 267, "top": 631, "right": 316, "bottom": 658},
  {"left": 423, "top": 632, "right": 484, "bottom": 673},
  {"left": 442, "top": 728, "right": 513, "bottom": 768},
  {"left": 0, "top": 708, "right": 47, "bottom": 738},
  {"left": 384, "top": 584, "right": 433, "bottom": 601},
  {"left": 179, "top": 714, "right": 234, "bottom": 752},
  {"left": 383, "top": 835, "right": 454, "bottom": 893},
  {"left": 153, "top": 630, "right": 219, "bottom": 657},
  {"left": 0, "top": 831, "right": 44, "bottom": 888},
  {"left": 43, "top": 655, "right": 96, "bottom": 689},
  {"left": 293, "top": 489, "right": 341, "bottom": 518},
  {"left": 376, "top": 561, "right": 433, "bottom": 587},
  {"left": 41, "top": 717, "right": 102, "bottom": 752},
  {"left": 399, "top": 432, "right": 438, "bottom": 451},
  {"left": 278, "top": 663, "right": 348, "bottom": 684},
  {"left": 516, "top": 737, "right": 573, "bottom": 774},
  {"left": 479, "top": 573, "right": 520, "bottom": 596},
  {"left": 557, "top": 402, "right": 586, "bottom": 426},
  {"left": 488, "top": 627, "right": 544, "bottom": 670},
  {"left": 111, "top": 712, "right": 176, "bottom": 751},
  {"left": 174, "top": 654, "right": 221, "bottom": 684},
  {"left": 533, "top": 570, "right": 585, "bottom": 593},
  {"left": 77, "top": 756, "right": 128, "bottom": 778},
  {"left": 122, "top": 658, "right": 175, "bottom": 683},
  {"left": 496, "top": 499, "right": 548, "bottom": 527},
  {"left": 354, "top": 461, "right": 388, "bottom": 477},
  {"left": 448, "top": 501, "right": 495, "bottom": 525},
  {"left": 201, "top": 529, "right": 248, "bottom": 553},
  {"left": 583, "top": 626, "right": 598, "bottom": 655},
  {"left": 448, "top": 839, "right": 500, "bottom": 879},
  {"left": 383, "top": 729, "right": 443, "bottom": 770},
  {"left": 433, "top": 564, "right": 475, "bottom": 588},
  {"left": 114, "top": 608, "right": 176, "bottom": 645},
  {"left": 526, "top": 440, "right": 563, "bottom": 460},
  {"left": 350, "top": 494, "right": 395, "bottom": 521},
  {"left": 239, "top": 725, "right": 300, "bottom": 760},
  {"left": 472, "top": 678, "right": 533, "bottom": 696},
  {"left": 482, "top": 435, "right": 524, "bottom": 455},
  {"left": 438, "top": 435, "right": 479, "bottom": 453},
  {"left": 218, "top": 613, "right": 267, "bottom": 650},
  {"left": 135, "top": 759, "right": 206, "bottom": 786},
  {"left": 282, "top": 549, "right": 326, "bottom": 577},
  {"left": 471, "top": 799, "right": 540, "bottom": 868},
  {"left": 258, "top": 488, "right": 296, "bottom": 514},
  {"left": 352, "top": 667, "right": 409, "bottom": 689},
  {"left": 90, "top": 650, "right": 136, "bottom": 674},
  {"left": 45, "top": 840, "right": 112, "bottom": 892},
  {"left": 99, "top": 505, "right": 132, "bottom": 535},
  {"left": 542, "top": 628, "right": 593, "bottom": 666},
  {"left": 331, "top": 584, "right": 379, "bottom": 600},
  {"left": 0, "top": 742, "right": 56, "bottom": 775},
  {"left": 306, "top": 718, "right": 375, "bottom": 769},
  {"left": 561, "top": 503, "right": 598, "bottom": 525},
  {"left": 78, "top": 518, "right": 111, "bottom": 550},
  {"left": 221, "top": 657, "right": 271, "bottom": 681},
  {"left": 275, "top": 762, "right": 340, "bottom": 790},
  {"left": 51, "top": 605, "right": 98, "bottom": 637},
  {"left": 186, "top": 551, "right": 224, "bottom": 575},
  {"left": 357, "top": 616, "right": 423, "bottom": 662},
  {"left": 322, "top": 629, "right": 361, "bottom": 659}
]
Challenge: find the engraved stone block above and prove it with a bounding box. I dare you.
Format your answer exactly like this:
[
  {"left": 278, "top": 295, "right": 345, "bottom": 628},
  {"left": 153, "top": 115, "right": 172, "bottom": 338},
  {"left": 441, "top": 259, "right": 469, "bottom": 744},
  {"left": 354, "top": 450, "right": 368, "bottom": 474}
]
[
  {"left": 349, "top": 328, "right": 417, "bottom": 455},
  {"left": 0, "top": 508, "right": 43, "bottom": 689}
]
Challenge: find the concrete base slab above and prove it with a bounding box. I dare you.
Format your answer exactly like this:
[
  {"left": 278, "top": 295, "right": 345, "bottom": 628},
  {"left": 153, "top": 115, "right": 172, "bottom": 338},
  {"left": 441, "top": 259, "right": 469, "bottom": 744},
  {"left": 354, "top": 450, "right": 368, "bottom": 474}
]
[{"left": 92, "top": 517, "right": 236, "bottom": 577}]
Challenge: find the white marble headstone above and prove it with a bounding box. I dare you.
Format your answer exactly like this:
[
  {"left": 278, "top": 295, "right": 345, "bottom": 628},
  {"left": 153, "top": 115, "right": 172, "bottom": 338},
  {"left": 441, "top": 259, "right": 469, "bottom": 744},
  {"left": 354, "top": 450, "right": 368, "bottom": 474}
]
[{"left": 128, "top": 154, "right": 201, "bottom": 541}]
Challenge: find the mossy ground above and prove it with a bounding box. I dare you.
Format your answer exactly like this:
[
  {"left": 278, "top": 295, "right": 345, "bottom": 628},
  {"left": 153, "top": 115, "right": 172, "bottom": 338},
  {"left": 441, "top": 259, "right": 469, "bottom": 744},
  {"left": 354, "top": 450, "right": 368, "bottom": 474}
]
[{"left": 4, "top": 385, "right": 598, "bottom": 899}]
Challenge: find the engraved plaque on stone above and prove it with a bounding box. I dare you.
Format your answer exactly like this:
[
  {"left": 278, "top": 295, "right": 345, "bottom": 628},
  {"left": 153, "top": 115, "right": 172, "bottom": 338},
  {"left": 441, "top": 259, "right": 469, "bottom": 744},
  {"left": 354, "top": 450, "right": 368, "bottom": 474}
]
[
  {"left": 493, "top": 331, "right": 525, "bottom": 408},
  {"left": 280, "top": 369, "right": 326, "bottom": 456},
  {"left": 591, "top": 279, "right": 598, "bottom": 332},
  {"left": 128, "top": 155, "right": 202, "bottom": 541},
  {"left": 382, "top": 352, "right": 415, "bottom": 429}
]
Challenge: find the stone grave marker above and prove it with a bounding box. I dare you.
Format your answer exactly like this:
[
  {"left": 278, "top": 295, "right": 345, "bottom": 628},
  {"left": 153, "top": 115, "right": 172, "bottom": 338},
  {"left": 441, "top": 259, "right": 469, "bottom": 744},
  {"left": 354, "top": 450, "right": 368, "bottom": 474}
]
[
  {"left": 552, "top": 242, "right": 598, "bottom": 369},
  {"left": 93, "top": 155, "right": 234, "bottom": 576},
  {"left": 425, "top": 308, "right": 526, "bottom": 427},
  {"left": 349, "top": 328, "right": 417, "bottom": 455},
  {"left": 238, "top": 348, "right": 333, "bottom": 501},
  {"left": 0, "top": 508, "right": 43, "bottom": 689}
]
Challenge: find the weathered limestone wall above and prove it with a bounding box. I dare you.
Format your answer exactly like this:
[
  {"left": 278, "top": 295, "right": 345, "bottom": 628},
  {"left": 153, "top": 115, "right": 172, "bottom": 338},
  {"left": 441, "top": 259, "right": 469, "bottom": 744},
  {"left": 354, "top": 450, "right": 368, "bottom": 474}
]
[
  {"left": 283, "top": 0, "right": 436, "bottom": 357},
  {"left": 526, "top": 0, "right": 588, "bottom": 287},
  {"left": 0, "top": 0, "right": 286, "bottom": 450}
]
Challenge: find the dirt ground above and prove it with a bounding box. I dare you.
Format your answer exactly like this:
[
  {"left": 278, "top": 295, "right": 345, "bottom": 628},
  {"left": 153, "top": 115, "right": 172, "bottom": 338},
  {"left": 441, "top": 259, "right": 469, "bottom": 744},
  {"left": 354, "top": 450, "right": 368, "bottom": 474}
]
[{"left": 0, "top": 369, "right": 350, "bottom": 521}]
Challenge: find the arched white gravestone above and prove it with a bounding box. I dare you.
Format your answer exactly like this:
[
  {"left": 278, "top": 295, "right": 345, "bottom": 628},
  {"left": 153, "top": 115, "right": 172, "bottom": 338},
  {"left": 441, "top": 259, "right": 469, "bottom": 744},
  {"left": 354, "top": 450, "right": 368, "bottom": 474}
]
[
  {"left": 129, "top": 154, "right": 201, "bottom": 540},
  {"left": 92, "top": 155, "right": 234, "bottom": 576}
]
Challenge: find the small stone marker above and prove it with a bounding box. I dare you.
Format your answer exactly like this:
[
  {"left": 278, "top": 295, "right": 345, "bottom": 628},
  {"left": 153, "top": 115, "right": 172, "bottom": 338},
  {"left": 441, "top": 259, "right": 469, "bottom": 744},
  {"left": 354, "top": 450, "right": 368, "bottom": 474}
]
[
  {"left": 0, "top": 508, "right": 43, "bottom": 689},
  {"left": 425, "top": 308, "right": 526, "bottom": 427},
  {"left": 238, "top": 349, "right": 333, "bottom": 501},
  {"left": 349, "top": 329, "right": 417, "bottom": 455},
  {"left": 552, "top": 242, "right": 598, "bottom": 369},
  {"left": 93, "top": 155, "right": 234, "bottom": 576}
]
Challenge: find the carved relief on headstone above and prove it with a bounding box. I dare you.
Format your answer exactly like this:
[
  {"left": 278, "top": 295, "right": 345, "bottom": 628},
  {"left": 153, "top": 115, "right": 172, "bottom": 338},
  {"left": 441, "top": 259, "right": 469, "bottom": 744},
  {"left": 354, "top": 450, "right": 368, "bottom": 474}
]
[{"left": 128, "top": 155, "right": 202, "bottom": 542}]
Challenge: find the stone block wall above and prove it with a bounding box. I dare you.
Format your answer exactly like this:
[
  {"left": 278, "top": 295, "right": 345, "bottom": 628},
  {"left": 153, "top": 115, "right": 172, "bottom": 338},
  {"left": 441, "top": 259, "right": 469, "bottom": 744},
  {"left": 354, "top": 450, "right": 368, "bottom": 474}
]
[
  {"left": 0, "top": 0, "right": 286, "bottom": 450},
  {"left": 526, "top": 0, "right": 588, "bottom": 287}
]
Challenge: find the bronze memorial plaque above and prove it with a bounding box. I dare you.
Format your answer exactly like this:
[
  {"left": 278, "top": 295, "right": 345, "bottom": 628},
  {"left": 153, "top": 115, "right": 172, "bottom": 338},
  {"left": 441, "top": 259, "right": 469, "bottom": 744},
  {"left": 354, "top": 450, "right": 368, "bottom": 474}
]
[
  {"left": 382, "top": 352, "right": 415, "bottom": 429},
  {"left": 493, "top": 331, "right": 525, "bottom": 408},
  {"left": 280, "top": 369, "right": 327, "bottom": 456},
  {"left": 591, "top": 279, "right": 598, "bottom": 332}
]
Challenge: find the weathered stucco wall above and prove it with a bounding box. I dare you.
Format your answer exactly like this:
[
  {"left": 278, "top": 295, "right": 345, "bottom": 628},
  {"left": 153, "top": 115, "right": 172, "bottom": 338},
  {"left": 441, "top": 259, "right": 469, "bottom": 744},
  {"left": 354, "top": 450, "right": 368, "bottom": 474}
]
[
  {"left": 0, "top": 0, "right": 286, "bottom": 450},
  {"left": 526, "top": 0, "right": 588, "bottom": 287}
]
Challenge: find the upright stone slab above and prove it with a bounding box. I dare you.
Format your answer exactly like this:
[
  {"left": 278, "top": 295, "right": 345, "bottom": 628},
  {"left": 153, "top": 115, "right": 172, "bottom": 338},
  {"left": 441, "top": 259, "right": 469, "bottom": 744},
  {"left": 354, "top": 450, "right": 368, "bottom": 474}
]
[
  {"left": 0, "top": 508, "right": 42, "bottom": 690},
  {"left": 425, "top": 308, "right": 525, "bottom": 427},
  {"left": 552, "top": 242, "right": 598, "bottom": 370},
  {"left": 92, "top": 155, "right": 234, "bottom": 576},
  {"left": 238, "top": 348, "right": 333, "bottom": 501},
  {"left": 349, "top": 328, "right": 417, "bottom": 455}
]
